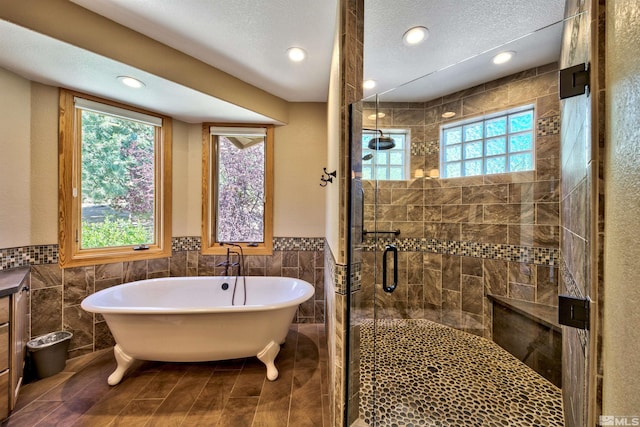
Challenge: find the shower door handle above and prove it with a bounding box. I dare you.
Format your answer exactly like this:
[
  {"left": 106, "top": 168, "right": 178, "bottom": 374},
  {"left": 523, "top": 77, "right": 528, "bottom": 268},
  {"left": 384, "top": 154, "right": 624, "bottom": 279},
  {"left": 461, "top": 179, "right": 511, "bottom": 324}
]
[{"left": 382, "top": 244, "right": 398, "bottom": 293}]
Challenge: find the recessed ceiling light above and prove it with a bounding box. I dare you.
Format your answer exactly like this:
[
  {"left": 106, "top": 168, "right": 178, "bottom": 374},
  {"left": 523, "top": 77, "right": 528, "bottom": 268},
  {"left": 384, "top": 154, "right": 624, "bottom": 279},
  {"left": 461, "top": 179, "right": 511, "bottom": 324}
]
[
  {"left": 441, "top": 111, "right": 456, "bottom": 118},
  {"left": 403, "top": 26, "right": 429, "bottom": 46},
  {"left": 492, "top": 51, "right": 516, "bottom": 65},
  {"left": 287, "top": 47, "right": 306, "bottom": 62},
  {"left": 117, "top": 76, "right": 145, "bottom": 88},
  {"left": 363, "top": 80, "right": 376, "bottom": 90}
]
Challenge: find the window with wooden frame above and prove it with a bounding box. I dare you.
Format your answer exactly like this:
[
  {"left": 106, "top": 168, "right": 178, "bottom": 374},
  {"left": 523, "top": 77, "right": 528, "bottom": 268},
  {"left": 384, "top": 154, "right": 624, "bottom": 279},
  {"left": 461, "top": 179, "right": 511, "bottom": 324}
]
[
  {"left": 202, "top": 124, "right": 274, "bottom": 255},
  {"left": 58, "top": 89, "right": 172, "bottom": 267}
]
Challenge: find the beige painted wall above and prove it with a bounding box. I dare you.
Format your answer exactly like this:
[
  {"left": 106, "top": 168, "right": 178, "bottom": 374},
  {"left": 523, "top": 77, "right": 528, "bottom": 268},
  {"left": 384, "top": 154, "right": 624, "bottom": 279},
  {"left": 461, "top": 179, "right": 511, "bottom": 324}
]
[
  {"left": 185, "top": 124, "right": 206, "bottom": 236},
  {"left": 0, "top": 67, "right": 31, "bottom": 248},
  {"left": 30, "top": 82, "right": 59, "bottom": 244},
  {"left": 170, "top": 120, "right": 192, "bottom": 237},
  {"left": 603, "top": 0, "right": 640, "bottom": 415},
  {"left": 274, "top": 103, "right": 327, "bottom": 237},
  {"left": 0, "top": 69, "right": 327, "bottom": 248}
]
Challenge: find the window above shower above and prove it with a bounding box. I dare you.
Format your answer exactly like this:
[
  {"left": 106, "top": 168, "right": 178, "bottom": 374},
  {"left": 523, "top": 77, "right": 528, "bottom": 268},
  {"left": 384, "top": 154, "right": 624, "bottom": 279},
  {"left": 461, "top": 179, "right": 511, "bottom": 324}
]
[
  {"left": 362, "top": 129, "right": 410, "bottom": 180},
  {"left": 440, "top": 105, "right": 535, "bottom": 178}
]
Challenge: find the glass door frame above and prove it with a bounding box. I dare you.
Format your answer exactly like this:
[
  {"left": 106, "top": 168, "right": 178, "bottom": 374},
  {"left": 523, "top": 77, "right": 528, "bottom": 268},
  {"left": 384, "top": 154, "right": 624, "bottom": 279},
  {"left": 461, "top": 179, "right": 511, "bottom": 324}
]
[{"left": 346, "top": 97, "right": 385, "bottom": 426}]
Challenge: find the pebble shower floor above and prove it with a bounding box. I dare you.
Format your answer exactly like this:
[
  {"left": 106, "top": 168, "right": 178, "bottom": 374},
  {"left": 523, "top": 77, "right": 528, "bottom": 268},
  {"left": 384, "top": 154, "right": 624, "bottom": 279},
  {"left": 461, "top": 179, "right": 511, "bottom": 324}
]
[{"left": 358, "top": 319, "right": 564, "bottom": 426}]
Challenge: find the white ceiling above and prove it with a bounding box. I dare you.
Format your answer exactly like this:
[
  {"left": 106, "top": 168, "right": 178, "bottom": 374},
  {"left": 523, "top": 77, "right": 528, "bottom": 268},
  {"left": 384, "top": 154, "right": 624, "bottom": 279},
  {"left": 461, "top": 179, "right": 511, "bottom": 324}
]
[
  {"left": 69, "top": 0, "right": 338, "bottom": 103},
  {"left": 0, "top": 20, "right": 275, "bottom": 124},
  {"left": 0, "top": 0, "right": 568, "bottom": 123},
  {"left": 363, "top": 0, "right": 567, "bottom": 101}
]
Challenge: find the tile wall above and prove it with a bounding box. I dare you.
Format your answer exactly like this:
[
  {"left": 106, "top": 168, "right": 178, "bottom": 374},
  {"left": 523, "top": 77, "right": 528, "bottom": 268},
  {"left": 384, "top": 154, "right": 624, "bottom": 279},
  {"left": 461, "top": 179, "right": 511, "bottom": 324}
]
[
  {"left": 334, "top": 0, "right": 365, "bottom": 425},
  {"left": 559, "top": 0, "right": 605, "bottom": 425},
  {"left": 356, "top": 64, "right": 561, "bottom": 338},
  {"left": 0, "top": 237, "right": 325, "bottom": 361}
]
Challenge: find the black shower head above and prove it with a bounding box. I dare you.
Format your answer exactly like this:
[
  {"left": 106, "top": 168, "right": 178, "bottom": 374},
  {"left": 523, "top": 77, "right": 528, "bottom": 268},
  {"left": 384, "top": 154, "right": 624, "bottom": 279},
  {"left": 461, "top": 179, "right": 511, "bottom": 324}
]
[
  {"left": 363, "top": 128, "right": 395, "bottom": 150},
  {"left": 368, "top": 135, "right": 395, "bottom": 150}
]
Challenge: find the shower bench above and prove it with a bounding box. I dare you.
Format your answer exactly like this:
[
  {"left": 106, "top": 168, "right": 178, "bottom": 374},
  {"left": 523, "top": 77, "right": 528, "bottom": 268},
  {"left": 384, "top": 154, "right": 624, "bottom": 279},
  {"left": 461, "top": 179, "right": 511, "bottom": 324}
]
[{"left": 488, "top": 295, "right": 562, "bottom": 388}]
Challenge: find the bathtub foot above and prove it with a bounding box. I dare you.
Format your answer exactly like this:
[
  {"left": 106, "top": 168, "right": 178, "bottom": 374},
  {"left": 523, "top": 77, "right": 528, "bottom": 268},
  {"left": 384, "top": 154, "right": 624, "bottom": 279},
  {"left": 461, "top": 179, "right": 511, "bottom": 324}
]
[
  {"left": 257, "top": 340, "right": 280, "bottom": 381},
  {"left": 108, "top": 344, "right": 135, "bottom": 386}
]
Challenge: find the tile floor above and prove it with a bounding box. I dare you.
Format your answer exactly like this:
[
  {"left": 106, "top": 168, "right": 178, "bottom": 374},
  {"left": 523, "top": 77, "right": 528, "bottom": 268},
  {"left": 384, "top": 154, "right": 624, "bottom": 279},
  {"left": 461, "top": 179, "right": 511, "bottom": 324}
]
[
  {"left": 358, "top": 319, "right": 565, "bottom": 426},
  {"left": 5, "top": 324, "right": 329, "bottom": 427}
]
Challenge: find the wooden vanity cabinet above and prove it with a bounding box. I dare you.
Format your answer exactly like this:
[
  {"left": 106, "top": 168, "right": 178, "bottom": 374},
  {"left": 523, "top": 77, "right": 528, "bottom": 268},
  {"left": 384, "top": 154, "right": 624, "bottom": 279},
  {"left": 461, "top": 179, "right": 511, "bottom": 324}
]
[
  {"left": 10, "top": 281, "right": 29, "bottom": 410},
  {"left": 0, "top": 268, "right": 30, "bottom": 420},
  {"left": 0, "top": 297, "right": 9, "bottom": 420}
]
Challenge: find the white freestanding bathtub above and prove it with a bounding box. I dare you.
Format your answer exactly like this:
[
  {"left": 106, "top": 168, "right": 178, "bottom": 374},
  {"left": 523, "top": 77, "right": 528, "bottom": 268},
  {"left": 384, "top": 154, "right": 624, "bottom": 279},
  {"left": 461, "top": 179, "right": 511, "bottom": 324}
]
[{"left": 81, "top": 276, "right": 314, "bottom": 385}]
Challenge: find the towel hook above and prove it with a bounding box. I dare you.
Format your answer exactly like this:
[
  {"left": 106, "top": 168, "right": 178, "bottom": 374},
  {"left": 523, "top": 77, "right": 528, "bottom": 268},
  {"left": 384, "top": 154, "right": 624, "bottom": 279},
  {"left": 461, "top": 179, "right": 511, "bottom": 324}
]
[{"left": 320, "top": 168, "right": 337, "bottom": 187}]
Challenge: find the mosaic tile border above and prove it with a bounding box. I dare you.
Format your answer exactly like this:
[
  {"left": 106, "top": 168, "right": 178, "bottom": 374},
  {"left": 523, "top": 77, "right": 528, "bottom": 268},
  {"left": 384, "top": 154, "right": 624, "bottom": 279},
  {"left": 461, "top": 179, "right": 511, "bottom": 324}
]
[
  {"left": 0, "top": 244, "right": 58, "bottom": 270},
  {"left": 172, "top": 236, "right": 325, "bottom": 252},
  {"left": 326, "top": 244, "right": 348, "bottom": 295},
  {"left": 273, "top": 237, "right": 325, "bottom": 251},
  {"left": 350, "top": 261, "right": 362, "bottom": 293},
  {"left": 2, "top": 236, "right": 557, "bottom": 274},
  {"left": 334, "top": 263, "right": 348, "bottom": 295},
  {"left": 326, "top": 244, "right": 360, "bottom": 296},
  {"left": 411, "top": 139, "right": 439, "bottom": 156},
  {"left": 362, "top": 237, "right": 559, "bottom": 266},
  {"left": 537, "top": 115, "right": 561, "bottom": 136},
  {"left": 0, "top": 236, "right": 326, "bottom": 271},
  {"left": 171, "top": 236, "right": 202, "bottom": 252}
]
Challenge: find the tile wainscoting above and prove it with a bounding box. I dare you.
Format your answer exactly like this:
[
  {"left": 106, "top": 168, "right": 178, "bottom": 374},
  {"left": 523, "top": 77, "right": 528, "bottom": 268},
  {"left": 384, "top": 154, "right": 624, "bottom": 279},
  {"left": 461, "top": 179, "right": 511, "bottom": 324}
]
[
  {"left": 0, "top": 237, "right": 325, "bottom": 360},
  {"left": 354, "top": 241, "right": 559, "bottom": 339}
]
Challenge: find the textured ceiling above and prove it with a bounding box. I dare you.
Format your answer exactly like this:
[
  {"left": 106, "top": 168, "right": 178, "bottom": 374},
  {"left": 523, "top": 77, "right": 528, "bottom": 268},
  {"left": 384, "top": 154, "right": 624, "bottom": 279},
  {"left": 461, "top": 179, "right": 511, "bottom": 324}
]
[
  {"left": 69, "top": 0, "right": 338, "bottom": 103},
  {"left": 363, "top": 0, "right": 566, "bottom": 100},
  {"left": 0, "top": 0, "right": 568, "bottom": 122},
  {"left": 0, "top": 20, "right": 275, "bottom": 124}
]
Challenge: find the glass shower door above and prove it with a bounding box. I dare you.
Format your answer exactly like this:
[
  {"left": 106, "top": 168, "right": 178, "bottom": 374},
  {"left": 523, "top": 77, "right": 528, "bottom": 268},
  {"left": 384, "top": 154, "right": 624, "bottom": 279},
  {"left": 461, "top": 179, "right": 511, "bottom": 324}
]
[
  {"left": 347, "top": 15, "right": 583, "bottom": 426},
  {"left": 348, "top": 96, "right": 407, "bottom": 426}
]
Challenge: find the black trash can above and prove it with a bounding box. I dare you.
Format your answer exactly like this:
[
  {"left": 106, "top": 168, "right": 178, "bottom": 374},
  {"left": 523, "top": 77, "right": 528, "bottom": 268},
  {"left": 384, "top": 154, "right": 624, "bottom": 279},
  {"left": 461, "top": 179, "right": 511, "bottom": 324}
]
[{"left": 27, "top": 331, "right": 73, "bottom": 379}]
